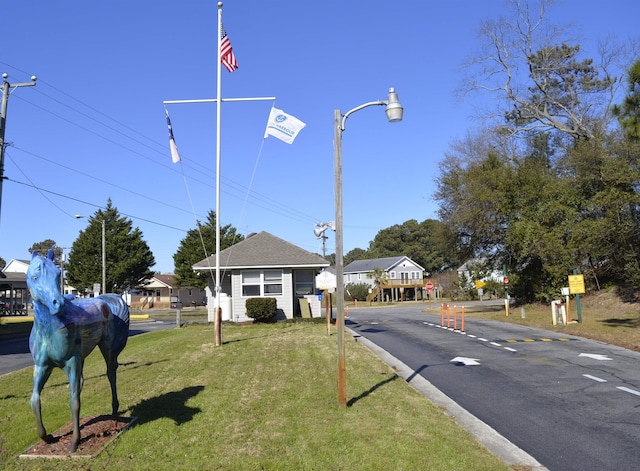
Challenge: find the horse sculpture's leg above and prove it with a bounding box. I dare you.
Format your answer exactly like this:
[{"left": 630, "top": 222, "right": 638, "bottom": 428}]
[
  {"left": 100, "top": 345, "right": 120, "bottom": 415},
  {"left": 64, "top": 356, "right": 84, "bottom": 453},
  {"left": 31, "top": 364, "right": 54, "bottom": 444}
]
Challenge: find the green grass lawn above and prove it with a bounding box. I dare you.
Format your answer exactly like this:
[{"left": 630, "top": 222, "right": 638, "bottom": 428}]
[{"left": 0, "top": 322, "right": 510, "bottom": 471}]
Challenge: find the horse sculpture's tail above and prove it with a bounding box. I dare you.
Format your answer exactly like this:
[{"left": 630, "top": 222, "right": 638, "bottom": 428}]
[{"left": 97, "top": 294, "right": 130, "bottom": 354}]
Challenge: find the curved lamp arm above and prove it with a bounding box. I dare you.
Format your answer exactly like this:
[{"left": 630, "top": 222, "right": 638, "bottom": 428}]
[{"left": 340, "top": 87, "right": 403, "bottom": 131}]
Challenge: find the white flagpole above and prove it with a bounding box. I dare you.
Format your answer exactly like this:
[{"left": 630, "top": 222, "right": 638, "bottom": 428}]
[{"left": 215, "top": 2, "right": 223, "bottom": 346}]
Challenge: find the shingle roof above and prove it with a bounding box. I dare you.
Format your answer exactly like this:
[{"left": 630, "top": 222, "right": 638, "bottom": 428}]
[
  {"left": 343, "top": 256, "right": 408, "bottom": 274},
  {"left": 145, "top": 274, "right": 174, "bottom": 288},
  {"left": 192, "top": 231, "right": 330, "bottom": 270}
]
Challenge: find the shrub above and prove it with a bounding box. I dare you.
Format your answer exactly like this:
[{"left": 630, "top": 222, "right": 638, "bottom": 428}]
[
  {"left": 245, "top": 297, "right": 277, "bottom": 322},
  {"left": 345, "top": 283, "right": 370, "bottom": 301}
]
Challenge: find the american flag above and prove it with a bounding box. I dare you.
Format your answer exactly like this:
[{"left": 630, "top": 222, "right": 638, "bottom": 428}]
[{"left": 220, "top": 23, "right": 238, "bottom": 72}]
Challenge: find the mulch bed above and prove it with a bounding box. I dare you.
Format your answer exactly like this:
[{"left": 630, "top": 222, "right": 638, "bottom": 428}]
[{"left": 20, "top": 415, "right": 136, "bottom": 459}]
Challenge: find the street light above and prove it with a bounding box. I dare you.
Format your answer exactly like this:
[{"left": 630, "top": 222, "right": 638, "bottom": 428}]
[
  {"left": 334, "top": 87, "right": 403, "bottom": 408},
  {"left": 75, "top": 215, "right": 106, "bottom": 295}
]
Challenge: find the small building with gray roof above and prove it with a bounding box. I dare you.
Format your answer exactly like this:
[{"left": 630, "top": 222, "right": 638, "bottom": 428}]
[{"left": 193, "top": 231, "right": 330, "bottom": 321}]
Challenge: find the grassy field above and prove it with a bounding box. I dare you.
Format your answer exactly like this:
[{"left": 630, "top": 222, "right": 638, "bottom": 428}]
[{"left": 0, "top": 322, "right": 511, "bottom": 471}]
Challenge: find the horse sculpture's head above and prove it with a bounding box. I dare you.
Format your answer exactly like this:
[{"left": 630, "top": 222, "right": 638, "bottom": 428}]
[{"left": 27, "top": 250, "right": 65, "bottom": 315}]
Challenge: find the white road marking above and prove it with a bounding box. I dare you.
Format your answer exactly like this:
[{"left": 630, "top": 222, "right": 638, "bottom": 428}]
[
  {"left": 583, "top": 374, "right": 607, "bottom": 383},
  {"left": 617, "top": 386, "right": 640, "bottom": 397},
  {"left": 451, "top": 357, "right": 481, "bottom": 366},
  {"left": 579, "top": 353, "right": 612, "bottom": 361}
]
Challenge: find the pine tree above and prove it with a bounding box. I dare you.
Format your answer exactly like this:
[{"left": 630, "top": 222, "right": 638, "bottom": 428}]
[{"left": 66, "top": 199, "right": 155, "bottom": 294}]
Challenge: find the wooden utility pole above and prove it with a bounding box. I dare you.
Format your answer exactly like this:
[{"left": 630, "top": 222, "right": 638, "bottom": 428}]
[{"left": 0, "top": 73, "right": 36, "bottom": 225}]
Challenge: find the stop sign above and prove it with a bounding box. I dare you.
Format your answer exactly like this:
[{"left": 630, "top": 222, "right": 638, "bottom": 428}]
[{"left": 426, "top": 282, "right": 434, "bottom": 291}]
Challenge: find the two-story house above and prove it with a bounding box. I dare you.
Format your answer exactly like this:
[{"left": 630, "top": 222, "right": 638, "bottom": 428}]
[{"left": 343, "top": 256, "right": 426, "bottom": 302}]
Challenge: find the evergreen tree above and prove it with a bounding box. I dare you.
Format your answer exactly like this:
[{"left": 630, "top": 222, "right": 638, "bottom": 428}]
[
  {"left": 28, "top": 239, "right": 63, "bottom": 263},
  {"left": 173, "top": 210, "right": 243, "bottom": 288},
  {"left": 612, "top": 59, "right": 640, "bottom": 139},
  {"left": 66, "top": 200, "right": 155, "bottom": 294}
]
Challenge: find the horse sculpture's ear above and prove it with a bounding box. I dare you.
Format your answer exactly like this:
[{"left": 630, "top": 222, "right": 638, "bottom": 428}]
[
  {"left": 47, "top": 249, "right": 55, "bottom": 261},
  {"left": 32, "top": 251, "right": 39, "bottom": 259}
]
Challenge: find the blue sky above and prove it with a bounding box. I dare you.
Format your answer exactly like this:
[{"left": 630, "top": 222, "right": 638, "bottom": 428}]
[{"left": 1, "top": 0, "right": 638, "bottom": 273}]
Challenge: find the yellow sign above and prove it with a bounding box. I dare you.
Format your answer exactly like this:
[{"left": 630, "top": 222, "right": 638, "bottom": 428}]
[
  {"left": 568, "top": 274, "right": 585, "bottom": 294},
  {"left": 475, "top": 280, "right": 486, "bottom": 289}
]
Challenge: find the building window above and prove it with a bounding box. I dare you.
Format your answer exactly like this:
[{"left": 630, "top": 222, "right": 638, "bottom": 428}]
[
  {"left": 242, "top": 270, "right": 283, "bottom": 297},
  {"left": 242, "top": 271, "right": 261, "bottom": 296},
  {"left": 389, "top": 271, "right": 396, "bottom": 279},
  {"left": 263, "top": 270, "right": 283, "bottom": 295}
]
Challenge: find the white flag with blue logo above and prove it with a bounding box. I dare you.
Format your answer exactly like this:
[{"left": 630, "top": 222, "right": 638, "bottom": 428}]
[{"left": 264, "top": 107, "right": 306, "bottom": 144}]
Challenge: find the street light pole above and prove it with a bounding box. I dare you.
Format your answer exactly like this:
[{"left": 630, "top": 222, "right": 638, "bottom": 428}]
[
  {"left": 0, "top": 73, "right": 36, "bottom": 225},
  {"left": 333, "top": 88, "right": 403, "bottom": 408},
  {"left": 75, "top": 215, "right": 106, "bottom": 295}
]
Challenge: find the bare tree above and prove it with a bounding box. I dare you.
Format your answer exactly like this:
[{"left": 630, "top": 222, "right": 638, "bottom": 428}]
[{"left": 460, "top": 0, "right": 635, "bottom": 141}]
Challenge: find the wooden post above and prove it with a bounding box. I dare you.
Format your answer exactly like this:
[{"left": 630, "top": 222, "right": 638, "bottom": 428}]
[{"left": 325, "top": 290, "right": 330, "bottom": 336}]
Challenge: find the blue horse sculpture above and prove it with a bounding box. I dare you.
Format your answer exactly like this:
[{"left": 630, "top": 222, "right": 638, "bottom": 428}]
[{"left": 27, "top": 250, "right": 130, "bottom": 452}]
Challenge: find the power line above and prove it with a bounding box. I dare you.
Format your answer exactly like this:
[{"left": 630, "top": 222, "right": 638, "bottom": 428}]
[{"left": 6, "top": 177, "right": 188, "bottom": 232}]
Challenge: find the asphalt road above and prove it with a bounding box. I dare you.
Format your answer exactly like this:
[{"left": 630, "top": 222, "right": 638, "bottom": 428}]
[
  {"left": 0, "top": 317, "right": 178, "bottom": 377},
  {"left": 346, "top": 304, "right": 640, "bottom": 471}
]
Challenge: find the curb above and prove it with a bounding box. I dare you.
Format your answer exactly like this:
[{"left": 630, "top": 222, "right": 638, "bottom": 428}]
[{"left": 347, "top": 327, "right": 549, "bottom": 471}]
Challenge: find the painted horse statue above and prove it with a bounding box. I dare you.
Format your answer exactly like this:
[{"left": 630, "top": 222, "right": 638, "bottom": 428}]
[{"left": 27, "top": 250, "right": 130, "bottom": 452}]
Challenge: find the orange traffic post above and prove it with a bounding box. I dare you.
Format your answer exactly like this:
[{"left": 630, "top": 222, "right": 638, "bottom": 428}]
[
  {"left": 453, "top": 304, "right": 457, "bottom": 330},
  {"left": 461, "top": 305, "right": 465, "bottom": 332},
  {"left": 447, "top": 303, "right": 451, "bottom": 328},
  {"left": 441, "top": 303, "right": 445, "bottom": 326}
]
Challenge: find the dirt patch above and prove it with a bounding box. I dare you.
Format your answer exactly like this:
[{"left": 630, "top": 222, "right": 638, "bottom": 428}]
[{"left": 20, "top": 415, "right": 135, "bottom": 459}]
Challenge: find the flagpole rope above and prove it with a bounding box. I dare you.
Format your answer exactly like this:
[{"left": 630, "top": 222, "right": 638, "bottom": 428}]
[
  {"left": 220, "top": 101, "right": 274, "bottom": 280},
  {"left": 179, "top": 159, "right": 216, "bottom": 287},
  {"left": 165, "top": 104, "right": 215, "bottom": 286}
]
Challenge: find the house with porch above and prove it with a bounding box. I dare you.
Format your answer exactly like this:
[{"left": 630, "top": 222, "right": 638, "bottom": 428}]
[
  {"left": 343, "top": 256, "right": 426, "bottom": 302},
  {"left": 1, "top": 258, "right": 30, "bottom": 315},
  {"left": 192, "top": 231, "right": 330, "bottom": 322}
]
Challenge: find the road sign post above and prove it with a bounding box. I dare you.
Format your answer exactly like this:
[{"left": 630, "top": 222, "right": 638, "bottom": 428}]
[{"left": 426, "top": 282, "right": 434, "bottom": 309}]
